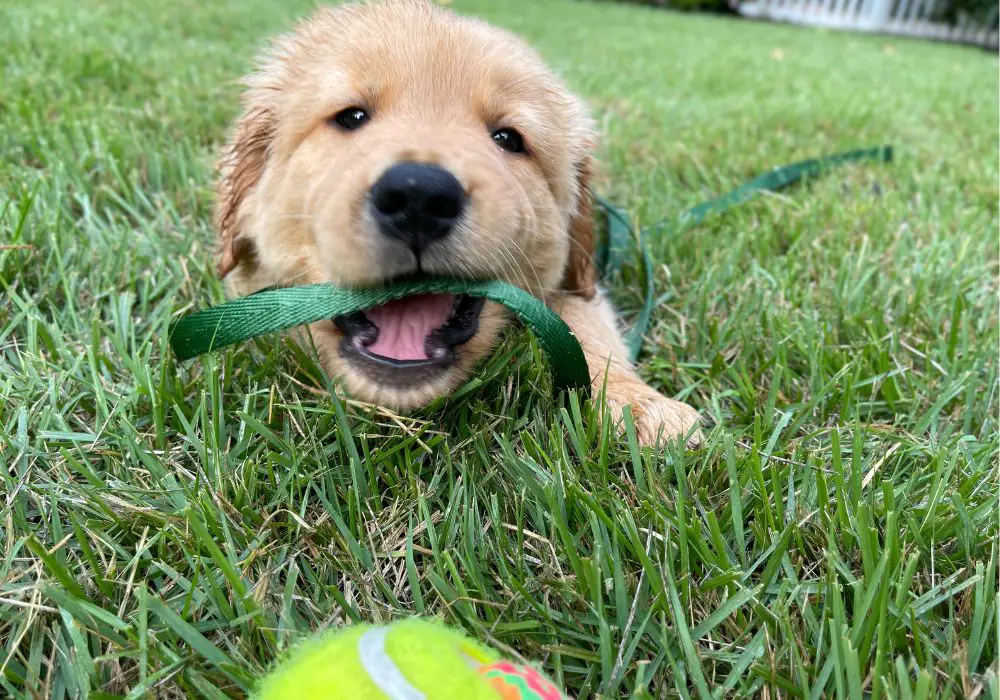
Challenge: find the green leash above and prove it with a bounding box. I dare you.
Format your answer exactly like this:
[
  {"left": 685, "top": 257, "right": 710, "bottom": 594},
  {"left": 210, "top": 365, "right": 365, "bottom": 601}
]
[
  {"left": 169, "top": 145, "right": 892, "bottom": 393},
  {"left": 594, "top": 145, "right": 893, "bottom": 361},
  {"left": 169, "top": 278, "right": 592, "bottom": 393}
]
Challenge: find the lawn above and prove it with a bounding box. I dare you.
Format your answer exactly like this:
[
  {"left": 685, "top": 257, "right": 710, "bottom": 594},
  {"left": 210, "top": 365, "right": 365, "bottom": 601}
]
[{"left": 1, "top": 0, "right": 998, "bottom": 697}]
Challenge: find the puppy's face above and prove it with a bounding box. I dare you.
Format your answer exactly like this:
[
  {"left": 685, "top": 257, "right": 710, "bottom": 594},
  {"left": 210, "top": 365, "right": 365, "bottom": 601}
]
[{"left": 217, "top": 0, "right": 596, "bottom": 409}]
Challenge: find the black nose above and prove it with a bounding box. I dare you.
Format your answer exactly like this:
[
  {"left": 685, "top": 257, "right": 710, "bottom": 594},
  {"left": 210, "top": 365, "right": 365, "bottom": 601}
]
[{"left": 370, "top": 162, "right": 465, "bottom": 251}]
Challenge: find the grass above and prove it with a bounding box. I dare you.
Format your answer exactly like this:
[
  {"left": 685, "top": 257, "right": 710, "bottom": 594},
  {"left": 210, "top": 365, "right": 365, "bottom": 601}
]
[{"left": 1, "top": 0, "right": 998, "bottom": 697}]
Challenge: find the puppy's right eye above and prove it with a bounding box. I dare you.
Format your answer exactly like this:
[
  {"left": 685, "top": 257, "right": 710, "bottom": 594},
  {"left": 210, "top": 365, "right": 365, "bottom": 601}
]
[{"left": 330, "top": 107, "right": 370, "bottom": 131}]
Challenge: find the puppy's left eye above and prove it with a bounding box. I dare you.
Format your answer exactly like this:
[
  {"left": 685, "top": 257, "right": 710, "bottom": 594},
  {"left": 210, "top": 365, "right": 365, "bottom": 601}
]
[
  {"left": 331, "top": 107, "right": 370, "bottom": 131},
  {"left": 492, "top": 128, "right": 526, "bottom": 154}
]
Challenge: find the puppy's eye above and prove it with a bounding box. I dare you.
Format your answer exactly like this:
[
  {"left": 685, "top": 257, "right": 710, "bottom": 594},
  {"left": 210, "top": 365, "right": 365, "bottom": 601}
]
[
  {"left": 492, "top": 128, "right": 526, "bottom": 154},
  {"left": 331, "top": 107, "right": 370, "bottom": 131}
]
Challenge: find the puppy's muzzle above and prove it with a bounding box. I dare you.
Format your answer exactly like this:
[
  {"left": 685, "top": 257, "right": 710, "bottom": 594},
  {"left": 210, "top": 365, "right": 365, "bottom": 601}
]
[{"left": 370, "top": 162, "right": 465, "bottom": 254}]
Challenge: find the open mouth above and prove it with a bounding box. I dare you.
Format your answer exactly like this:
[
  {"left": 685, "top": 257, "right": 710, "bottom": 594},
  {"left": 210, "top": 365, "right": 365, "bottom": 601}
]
[{"left": 333, "top": 293, "right": 486, "bottom": 384}]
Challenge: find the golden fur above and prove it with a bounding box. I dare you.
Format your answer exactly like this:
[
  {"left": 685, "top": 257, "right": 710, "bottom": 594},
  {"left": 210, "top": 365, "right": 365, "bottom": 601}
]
[{"left": 215, "top": 0, "right": 700, "bottom": 446}]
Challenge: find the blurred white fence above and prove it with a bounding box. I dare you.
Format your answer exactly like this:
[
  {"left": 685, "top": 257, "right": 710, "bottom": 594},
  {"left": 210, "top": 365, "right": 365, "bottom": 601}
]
[{"left": 738, "top": 0, "right": 999, "bottom": 48}]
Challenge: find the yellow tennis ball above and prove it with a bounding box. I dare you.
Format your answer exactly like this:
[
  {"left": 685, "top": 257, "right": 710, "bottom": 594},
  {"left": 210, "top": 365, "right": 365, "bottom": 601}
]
[{"left": 254, "top": 618, "right": 568, "bottom": 700}]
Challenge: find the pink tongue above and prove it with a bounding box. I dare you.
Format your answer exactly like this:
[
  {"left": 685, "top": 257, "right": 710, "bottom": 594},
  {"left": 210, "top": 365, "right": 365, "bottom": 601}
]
[{"left": 365, "top": 293, "right": 455, "bottom": 361}]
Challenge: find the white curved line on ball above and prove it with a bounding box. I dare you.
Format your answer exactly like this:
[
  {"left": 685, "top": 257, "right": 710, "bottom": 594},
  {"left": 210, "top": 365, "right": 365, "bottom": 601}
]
[{"left": 358, "top": 626, "right": 426, "bottom": 700}]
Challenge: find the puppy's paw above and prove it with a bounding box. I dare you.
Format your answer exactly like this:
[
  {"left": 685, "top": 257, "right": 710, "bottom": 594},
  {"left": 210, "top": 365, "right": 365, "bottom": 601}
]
[{"left": 603, "top": 383, "right": 702, "bottom": 448}]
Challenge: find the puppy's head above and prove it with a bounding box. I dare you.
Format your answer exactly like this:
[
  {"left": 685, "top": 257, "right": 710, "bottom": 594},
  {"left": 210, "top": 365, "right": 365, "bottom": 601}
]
[{"left": 217, "top": 0, "right": 596, "bottom": 409}]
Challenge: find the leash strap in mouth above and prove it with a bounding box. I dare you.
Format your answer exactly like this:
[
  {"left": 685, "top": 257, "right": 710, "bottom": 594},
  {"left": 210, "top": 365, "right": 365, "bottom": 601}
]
[
  {"left": 168, "top": 145, "right": 893, "bottom": 394},
  {"left": 168, "top": 278, "right": 593, "bottom": 393}
]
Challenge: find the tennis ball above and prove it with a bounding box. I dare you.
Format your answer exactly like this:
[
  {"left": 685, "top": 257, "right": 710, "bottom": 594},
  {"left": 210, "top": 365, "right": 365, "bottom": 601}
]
[{"left": 254, "top": 617, "right": 567, "bottom": 700}]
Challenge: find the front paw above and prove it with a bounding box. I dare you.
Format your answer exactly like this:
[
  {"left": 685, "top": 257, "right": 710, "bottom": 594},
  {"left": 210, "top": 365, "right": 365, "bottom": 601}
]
[{"left": 603, "top": 384, "right": 702, "bottom": 448}]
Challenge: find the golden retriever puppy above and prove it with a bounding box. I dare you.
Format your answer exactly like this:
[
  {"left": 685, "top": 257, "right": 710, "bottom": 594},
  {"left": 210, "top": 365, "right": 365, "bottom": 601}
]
[{"left": 215, "top": 0, "right": 700, "bottom": 446}]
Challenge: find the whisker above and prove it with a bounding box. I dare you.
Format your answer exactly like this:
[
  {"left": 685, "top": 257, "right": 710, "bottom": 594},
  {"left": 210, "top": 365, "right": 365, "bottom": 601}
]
[{"left": 505, "top": 238, "right": 545, "bottom": 297}]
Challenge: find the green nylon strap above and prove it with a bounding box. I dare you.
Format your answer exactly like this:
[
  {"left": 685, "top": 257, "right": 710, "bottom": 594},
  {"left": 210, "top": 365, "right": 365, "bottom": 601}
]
[
  {"left": 169, "top": 277, "right": 592, "bottom": 393},
  {"left": 593, "top": 145, "right": 893, "bottom": 361},
  {"left": 168, "top": 145, "right": 893, "bottom": 393}
]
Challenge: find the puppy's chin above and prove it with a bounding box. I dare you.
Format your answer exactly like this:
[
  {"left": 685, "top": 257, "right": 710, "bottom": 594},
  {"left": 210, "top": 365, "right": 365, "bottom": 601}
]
[{"left": 302, "top": 300, "right": 509, "bottom": 412}]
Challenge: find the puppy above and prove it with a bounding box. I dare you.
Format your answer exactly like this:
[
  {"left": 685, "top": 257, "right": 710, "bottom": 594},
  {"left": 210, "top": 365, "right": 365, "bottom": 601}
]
[{"left": 215, "top": 0, "right": 700, "bottom": 446}]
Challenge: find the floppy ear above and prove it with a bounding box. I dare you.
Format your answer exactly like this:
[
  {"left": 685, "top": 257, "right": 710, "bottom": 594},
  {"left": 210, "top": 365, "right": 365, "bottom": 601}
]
[
  {"left": 561, "top": 156, "right": 598, "bottom": 299},
  {"left": 215, "top": 105, "right": 275, "bottom": 278}
]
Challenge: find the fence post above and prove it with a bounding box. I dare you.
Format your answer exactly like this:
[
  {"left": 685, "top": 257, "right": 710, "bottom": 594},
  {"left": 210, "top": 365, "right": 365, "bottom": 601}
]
[{"left": 867, "top": 0, "right": 893, "bottom": 28}]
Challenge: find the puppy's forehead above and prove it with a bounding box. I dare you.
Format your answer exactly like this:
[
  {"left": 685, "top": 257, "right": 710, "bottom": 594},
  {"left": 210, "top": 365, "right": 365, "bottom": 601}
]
[{"left": 282, "top": 3, "right": 571, "bottom": 124}]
